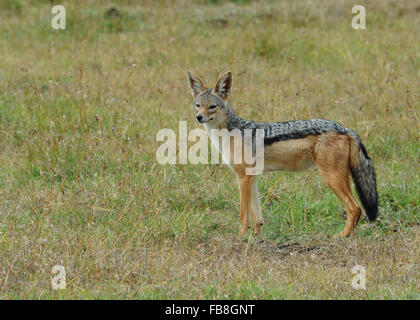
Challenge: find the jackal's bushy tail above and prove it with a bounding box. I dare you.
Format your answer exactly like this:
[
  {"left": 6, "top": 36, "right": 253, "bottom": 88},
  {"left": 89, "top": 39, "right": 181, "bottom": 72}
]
[{"left": 349, "top": 133, "right": 378, "bottom": 221}]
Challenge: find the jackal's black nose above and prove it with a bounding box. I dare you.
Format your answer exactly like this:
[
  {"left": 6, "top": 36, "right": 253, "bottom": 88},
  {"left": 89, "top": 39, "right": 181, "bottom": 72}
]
[{"left": 196, "top": 115, "right": 203, "bottom": 122}]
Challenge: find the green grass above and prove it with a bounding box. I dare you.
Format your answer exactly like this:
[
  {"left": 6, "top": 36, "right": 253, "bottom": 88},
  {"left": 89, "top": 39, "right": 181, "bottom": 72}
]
[{"left": 0, "top": 0, "right": 419, "bottom": 299}]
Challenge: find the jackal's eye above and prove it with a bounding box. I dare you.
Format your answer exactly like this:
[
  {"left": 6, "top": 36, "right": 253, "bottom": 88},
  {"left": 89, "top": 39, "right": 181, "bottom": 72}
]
[{"left": 209, "top": 105, "right": 217, "bottom": 110}]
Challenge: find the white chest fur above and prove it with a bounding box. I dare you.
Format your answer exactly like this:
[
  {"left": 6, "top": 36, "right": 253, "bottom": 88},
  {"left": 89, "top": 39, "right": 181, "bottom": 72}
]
[{"left": 204, "top": 123, "right": 232, "bottom": 166}]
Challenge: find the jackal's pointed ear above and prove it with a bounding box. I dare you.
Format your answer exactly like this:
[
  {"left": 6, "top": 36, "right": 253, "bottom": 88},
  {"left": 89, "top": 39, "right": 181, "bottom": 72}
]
[
  {"left": 187, "top": 71, "right": 205, "bottom": 98},
  {"left": 213, "top": 71, "right": 232, "bottom": 100}
]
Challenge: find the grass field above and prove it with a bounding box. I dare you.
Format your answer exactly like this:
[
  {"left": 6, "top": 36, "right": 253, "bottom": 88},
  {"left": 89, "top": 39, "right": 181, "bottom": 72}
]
[{"left": 0, "top": 0, "right": 419, "bottom": 299}]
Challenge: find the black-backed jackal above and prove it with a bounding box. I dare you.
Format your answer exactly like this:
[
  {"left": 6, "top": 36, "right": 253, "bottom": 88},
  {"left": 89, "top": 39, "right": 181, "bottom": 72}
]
[{"left": 187, "top": 71, "right": 378, "bottom": 237}]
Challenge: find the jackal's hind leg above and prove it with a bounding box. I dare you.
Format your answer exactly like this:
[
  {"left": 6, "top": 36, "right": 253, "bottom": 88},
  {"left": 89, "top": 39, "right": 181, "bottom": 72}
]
[
  {"left": 318, "top": 170, "right": 361, "bottom": 236},
  {"left": 314, "top": 134, "right": 362, "bottom": 237}
]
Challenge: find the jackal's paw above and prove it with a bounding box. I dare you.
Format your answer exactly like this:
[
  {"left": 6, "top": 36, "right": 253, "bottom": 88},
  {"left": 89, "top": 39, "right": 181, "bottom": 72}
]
[
  {"left": 338, "top": 230, "right": 351, "bottom": 237},
  {"left": 252, "top": 222, "right": 263, "bottom": 234},
  {"left": 239, "top": 225, "right": 249, "bottom": 237}
]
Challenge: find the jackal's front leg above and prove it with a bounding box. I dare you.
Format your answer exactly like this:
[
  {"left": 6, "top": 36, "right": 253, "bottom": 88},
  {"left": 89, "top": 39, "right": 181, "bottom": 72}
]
[
  {"left": 238, "top": 175, "right": 253, "bottom": 237},
  {"left": 251, "top": 177, "right": 264, "bottom": 234}
]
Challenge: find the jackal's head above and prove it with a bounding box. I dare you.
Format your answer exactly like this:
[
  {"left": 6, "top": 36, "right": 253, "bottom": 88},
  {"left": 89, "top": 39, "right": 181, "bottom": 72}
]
[{"left": 187, "top": 71, "right": 232, "bottom": 126}]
